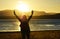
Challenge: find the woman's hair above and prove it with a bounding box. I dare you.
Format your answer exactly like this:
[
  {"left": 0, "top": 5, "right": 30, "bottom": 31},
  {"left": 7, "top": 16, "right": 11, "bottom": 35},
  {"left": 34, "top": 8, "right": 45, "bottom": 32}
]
[{"left": 20, "top": 15, "right": 27, "bottom": 21}]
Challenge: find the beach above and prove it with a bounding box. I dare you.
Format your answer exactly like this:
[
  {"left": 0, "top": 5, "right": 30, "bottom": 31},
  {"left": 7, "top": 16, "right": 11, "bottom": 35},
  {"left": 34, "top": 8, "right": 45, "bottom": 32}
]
[{"left": 0, "top": 30, "right": 60, "bottom": 39}]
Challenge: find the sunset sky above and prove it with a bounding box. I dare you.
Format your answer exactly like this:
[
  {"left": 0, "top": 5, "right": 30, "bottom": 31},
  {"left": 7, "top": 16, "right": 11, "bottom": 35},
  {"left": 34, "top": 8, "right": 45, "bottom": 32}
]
[{"left": 0, "top": 0, "right": 60, "bottom": 13}]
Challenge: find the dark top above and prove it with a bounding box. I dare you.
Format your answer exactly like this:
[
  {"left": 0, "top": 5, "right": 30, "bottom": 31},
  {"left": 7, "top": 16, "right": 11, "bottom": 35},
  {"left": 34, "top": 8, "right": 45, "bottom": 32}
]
[{"left": 20, "top": 20, "right": 29, "bottom": 30}]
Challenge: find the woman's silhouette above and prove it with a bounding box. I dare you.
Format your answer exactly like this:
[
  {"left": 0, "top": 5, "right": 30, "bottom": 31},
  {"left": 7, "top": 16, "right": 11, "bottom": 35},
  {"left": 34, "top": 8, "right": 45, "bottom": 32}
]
[{"left": 14, "top": 10, "right": 33, "bottom": 39}]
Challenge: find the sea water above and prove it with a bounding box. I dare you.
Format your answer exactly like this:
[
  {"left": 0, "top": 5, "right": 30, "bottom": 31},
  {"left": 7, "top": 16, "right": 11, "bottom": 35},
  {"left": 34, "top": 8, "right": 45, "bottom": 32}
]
[{"left": 0, "top": 19, "right": 60, "bottom": 32}]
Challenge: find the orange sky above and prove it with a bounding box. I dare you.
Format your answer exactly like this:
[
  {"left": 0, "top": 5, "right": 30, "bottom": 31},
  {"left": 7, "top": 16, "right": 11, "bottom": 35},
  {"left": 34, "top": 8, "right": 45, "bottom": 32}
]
[{"left": 0, "top": 0, "right": 60, "bottom": 13}]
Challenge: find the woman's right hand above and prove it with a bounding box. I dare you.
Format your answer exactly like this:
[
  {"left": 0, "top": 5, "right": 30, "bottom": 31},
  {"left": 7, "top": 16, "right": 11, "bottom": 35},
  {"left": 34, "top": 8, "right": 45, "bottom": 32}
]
[{"left": 14, "top": 10, "right": 15, "bottom": 15}]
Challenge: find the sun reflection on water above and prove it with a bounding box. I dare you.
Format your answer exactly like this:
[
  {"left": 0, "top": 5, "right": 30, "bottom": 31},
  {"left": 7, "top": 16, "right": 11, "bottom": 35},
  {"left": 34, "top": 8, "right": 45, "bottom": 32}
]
[{"left": 15, "top": 20, "right": 21, "bottom": 31}]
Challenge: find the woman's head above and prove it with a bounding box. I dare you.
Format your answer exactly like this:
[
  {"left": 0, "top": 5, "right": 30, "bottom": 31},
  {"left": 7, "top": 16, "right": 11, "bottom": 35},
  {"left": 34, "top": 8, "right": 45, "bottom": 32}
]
[{"left": 20, "top": 15, "right": 27, "bottom": 21}]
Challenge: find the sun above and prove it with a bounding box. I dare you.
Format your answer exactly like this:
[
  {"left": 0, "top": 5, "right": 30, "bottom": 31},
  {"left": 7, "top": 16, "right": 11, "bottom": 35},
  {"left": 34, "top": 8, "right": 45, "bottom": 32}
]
[{"left": 16, "top": 1, "right": 30, "bottom": 12}]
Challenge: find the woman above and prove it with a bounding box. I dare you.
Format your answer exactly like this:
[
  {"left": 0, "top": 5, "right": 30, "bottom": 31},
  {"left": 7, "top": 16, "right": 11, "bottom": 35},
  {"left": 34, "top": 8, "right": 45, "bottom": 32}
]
[{"left": 14, "top": 10, "right": 33, "bottom": 39}]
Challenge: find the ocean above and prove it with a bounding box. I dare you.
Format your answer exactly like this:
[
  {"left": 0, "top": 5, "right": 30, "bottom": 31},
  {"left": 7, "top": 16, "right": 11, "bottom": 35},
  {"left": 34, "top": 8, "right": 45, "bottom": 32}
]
[{"left": 0, "top": 19, "right": 60, "bottom": 32}]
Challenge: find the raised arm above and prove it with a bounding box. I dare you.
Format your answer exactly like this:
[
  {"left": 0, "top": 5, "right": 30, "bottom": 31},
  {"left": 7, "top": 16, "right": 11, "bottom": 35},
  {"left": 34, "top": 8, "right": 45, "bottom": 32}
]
[
  {"left": 14, "top": 10, "right": 21, "bottom": 21},
  {"left": 28, "top": 10, "right": 33, "bottom": 21}
]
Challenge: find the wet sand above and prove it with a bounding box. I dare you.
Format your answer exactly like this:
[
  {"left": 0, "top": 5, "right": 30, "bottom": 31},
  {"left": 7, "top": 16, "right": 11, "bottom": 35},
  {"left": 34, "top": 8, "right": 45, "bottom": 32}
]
[{"left": 0, "top": 30, "right": 60, "bottom": 39}]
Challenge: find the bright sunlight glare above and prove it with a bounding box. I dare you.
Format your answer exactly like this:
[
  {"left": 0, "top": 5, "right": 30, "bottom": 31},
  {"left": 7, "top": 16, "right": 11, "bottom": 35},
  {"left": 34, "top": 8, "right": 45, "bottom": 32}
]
[{"left": 16, "top": 1, "right": 30, "bottom": 12}]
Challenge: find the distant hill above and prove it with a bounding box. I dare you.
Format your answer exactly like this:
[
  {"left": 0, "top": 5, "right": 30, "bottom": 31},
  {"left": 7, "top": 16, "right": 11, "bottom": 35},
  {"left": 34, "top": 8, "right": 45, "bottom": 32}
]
[
  {"left": 0, "top": 10, "right": 15, "bottom": 19},
  {"left": 0, "top": 10, "right": 14, "bottom": 16},
  {"left": 0, "top": 10, "right": 60, "bottom": 19},
  {"left": 33, "top": 14, "right": 60, "bottom": 19}
]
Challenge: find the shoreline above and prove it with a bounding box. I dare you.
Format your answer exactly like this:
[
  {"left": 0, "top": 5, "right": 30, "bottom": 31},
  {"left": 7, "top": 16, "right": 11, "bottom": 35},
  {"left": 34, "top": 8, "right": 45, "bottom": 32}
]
[{"left": 0, "top": 30, "right": 60, "bottom": 39}]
